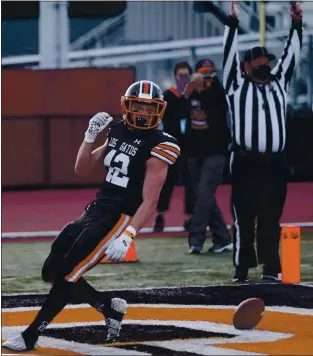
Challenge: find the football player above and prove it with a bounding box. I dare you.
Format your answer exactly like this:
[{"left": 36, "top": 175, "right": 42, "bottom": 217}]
[{"left": 3, "top": 80, "right": 180, "bottom": 352}]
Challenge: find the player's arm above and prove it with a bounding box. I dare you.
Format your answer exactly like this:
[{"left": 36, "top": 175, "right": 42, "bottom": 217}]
[
  {"left": 130, "top": 157, "right": 168, "bottom": 231},
  {"left": 74, "top": 112, "right": 113, "bottom": 177},
  {"left": 271, "top": 2, "right": 302, "bottom": 91},
  {"left": 75, "top": 140, "right": 108, "bottom": 177},
  {"left": 223, "top": 1, "right": 243, "bottom": 95}
]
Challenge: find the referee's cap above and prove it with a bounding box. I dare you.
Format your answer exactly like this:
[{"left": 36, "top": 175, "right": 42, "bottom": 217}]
[{"left": 244, "top": 46, "right": 276, "bottom": 62}]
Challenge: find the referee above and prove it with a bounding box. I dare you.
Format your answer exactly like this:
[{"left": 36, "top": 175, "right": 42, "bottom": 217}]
[{"left": 223, "top": 1, "right": 303, "bottom": 282}]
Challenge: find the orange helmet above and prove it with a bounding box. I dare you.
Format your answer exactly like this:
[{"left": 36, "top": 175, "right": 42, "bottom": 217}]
[{"left": 121, "top": 80, "right": 167, "bottom": 130}]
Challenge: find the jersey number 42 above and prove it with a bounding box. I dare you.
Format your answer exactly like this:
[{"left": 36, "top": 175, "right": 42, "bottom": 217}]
[{"left": 104, "top": 149, "right": 130, "bottom": 188}]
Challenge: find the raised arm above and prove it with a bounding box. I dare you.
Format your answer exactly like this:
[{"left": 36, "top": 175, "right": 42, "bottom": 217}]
[
  {"left": 75, "top": 140, "right": 108, "bottom": 177},
  {"left": 271, "top": 2, "right": 303, "bottom": 91},
  {"left": 75, "top": 112, "right": 113, "bottom": 177},
  {"left": 223, "top": 1, "right": 243, "bottom": 95}
]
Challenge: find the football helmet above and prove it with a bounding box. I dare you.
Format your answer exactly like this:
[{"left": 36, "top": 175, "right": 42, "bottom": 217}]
[{"left": 121, "top": 80, "right": 167, "bottom": 130}]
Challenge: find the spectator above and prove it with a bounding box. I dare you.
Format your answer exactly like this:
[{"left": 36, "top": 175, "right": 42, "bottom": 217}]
[
  {"left": 153, "top": 61, "right": 195, "bottom": 232},
  {"left": 183, "top": 59, "right": 232, "bottom": 254}
]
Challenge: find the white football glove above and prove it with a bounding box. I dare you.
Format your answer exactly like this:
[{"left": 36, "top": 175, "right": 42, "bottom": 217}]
[
  {"left": 84, "top": 112, "right": 113, "bottom": 143},
  {"left": 105, "top": 227, "right": 136, "bottom": 261}
]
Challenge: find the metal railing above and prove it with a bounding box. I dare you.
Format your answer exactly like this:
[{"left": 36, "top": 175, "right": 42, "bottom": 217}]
[
  {"left": 3, "top": 29, "right": 313, "bottom": 68},
  {"left": 70, "top": 13, "right": 125, "bottom": 50}
]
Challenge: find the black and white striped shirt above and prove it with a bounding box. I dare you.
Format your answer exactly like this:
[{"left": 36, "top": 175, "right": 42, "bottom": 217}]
[{"left": 223, "top": 16, "right": 302, "bottom": 153}]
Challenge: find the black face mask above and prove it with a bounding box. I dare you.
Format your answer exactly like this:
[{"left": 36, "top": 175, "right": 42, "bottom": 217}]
[{"left": 251, "top": 65, "right": 271, "bottom": 81}]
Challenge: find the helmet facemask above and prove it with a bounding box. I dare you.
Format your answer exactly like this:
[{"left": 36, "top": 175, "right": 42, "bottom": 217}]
[{"left": 121, "top": 96, "right": 166, "bottom": 130}]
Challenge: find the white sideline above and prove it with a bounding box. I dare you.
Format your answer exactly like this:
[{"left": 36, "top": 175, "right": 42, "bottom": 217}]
[
  {"left": 2, "top": 282, "right": 313, "bottom": 297},
  {"left": 2, "top": 222, "right": 313, "bottom": 239}
]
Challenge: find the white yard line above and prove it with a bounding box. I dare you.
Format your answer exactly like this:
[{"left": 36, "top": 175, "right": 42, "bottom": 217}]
[{"left": 2, "top": 222, "right": 313, "bottom": 238}]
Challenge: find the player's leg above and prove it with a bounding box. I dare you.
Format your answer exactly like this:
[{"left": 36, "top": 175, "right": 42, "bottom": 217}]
[
  {"left": 3, "top": 212, "right": 129, "bottom": 351},
  {"left": 41, "top": 207, "right": 104, "bottom": 305},
  {"left": 2, "top": 209, "right": 91, "bottom": 351},
  {"left": 42, "top": 207, "right": 128, "bottom": 311},
  {"left": 41, "top": 218, "right": 85, "bottom": 283},
  {"left": 57, "top": 212, "right": 130, "bottom": 342},
  {"left": 69, "top": 278, "right": 128, "bottom": 343}
]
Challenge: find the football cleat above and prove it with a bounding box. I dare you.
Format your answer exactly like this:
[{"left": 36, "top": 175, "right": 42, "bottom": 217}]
[
  {"left": 2, "top": 334, "right": 37, "bottom": 351},
  {"left": 105, "top": 298, "right": 128, "bottom": 343}
]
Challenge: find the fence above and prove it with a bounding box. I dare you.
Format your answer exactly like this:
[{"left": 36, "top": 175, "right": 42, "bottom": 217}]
[
  {"left": 2, "top": 114, "right": 115, "bottom": 188},
  {"left": 2, "top": 67, "right": 135, "bottom": 189},
  {"left": 3, "top": 111, "right": 313, "bottom": 190}
]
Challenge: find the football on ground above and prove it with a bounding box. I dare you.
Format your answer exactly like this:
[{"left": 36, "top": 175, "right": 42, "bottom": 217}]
[{"left": 233, "top": 298, "right": 265, "bottom": 330}]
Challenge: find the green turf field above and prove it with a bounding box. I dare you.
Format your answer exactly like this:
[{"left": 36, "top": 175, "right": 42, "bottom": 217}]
[{"left": 2, "top": 234, "right": 313, "bottom": 294}]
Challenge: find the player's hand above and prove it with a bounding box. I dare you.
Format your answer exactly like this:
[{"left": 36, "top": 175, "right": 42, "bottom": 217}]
[
  {"left": 105, "top": 233, "right": 133, "bottom": 261},
  {"left": 290, "top": 1, "right": 302, "bottom": 21},
  {"left": 230, "top": 0, "right": 239, "bottom": 18},
  {"left": 84, "top": 112, "right": 113, "bottom": 144}
]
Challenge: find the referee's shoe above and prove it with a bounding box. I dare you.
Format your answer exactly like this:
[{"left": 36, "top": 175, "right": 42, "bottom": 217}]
[{"left": 208, "top": 240, "right": 233, "bottom": 254}]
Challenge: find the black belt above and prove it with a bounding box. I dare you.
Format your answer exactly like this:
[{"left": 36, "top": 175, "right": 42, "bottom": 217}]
[{"left": 231, "top": 144, "right": 285, "bottom": 158}]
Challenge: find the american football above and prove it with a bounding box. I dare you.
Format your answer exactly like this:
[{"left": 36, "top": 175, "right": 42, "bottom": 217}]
[{"left": 233, "top": 298, "right": 265, "bottom": 330}]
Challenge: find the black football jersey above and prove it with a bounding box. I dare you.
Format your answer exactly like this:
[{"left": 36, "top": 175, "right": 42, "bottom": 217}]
[{"left": 95, "top": 121, "right": 180, "bottom": 216}]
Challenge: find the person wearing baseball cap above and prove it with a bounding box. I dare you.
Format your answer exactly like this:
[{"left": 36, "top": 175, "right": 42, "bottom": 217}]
[
  {"left": 223, "top": 1, "right": 303, "bottom": 283},
  {"left": 183, "top": 58, "right": 232, "bottom": 255},
  {"left": 195, "top": 59, "right": 217, "bottom": 84}
]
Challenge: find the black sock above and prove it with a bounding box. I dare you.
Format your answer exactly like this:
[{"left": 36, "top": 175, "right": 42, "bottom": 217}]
[
  {"left": 68, "top": 278, "right": 100, "bottom": 305},
  {"left": 71, "top": 278, "right": 114, "bottom": 316},
  {"left": 71, "top": 278, "right": 124, "bottom": 320},
  {"left": 22, "top": 279, "right": 73, "bottom": 347}
]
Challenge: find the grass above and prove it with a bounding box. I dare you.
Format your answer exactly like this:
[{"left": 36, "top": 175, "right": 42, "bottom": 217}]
[{"left": 2, "top": 233, "right": 313, "bottom": 294}]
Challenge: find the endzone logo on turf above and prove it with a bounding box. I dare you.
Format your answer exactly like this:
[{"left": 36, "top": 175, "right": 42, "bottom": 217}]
[{"left": 2, "top": 285, "right": 313, "bottom": 356}]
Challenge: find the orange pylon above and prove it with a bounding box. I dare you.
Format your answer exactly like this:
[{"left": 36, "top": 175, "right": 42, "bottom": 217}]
[{"left": 281, "top": 226, "right": 301, "bottom": 284}]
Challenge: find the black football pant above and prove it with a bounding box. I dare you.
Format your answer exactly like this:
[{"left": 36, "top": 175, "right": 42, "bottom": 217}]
[
  {"left": 22, "top": 202, "right": 130, "bottom": 342},
  {"left": 157, "top": 155, "right": 195, "bottom": 215},
  {"left": 42, "top": 202, "right": 131, "bottom": 284},
  {"left": 230, "top": 149, "right": 288, "bottom": 273}
]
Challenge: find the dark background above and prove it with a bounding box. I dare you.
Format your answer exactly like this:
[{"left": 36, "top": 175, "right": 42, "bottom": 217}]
[
  {"left": 2, "top": 1, "right": 127, "bottom": 20},
  {"left": 2, "top": 67, "right": 313, "bottom": 190},
  {"left": 2, "top": 67, "right": 135, "bottom": 189}
]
